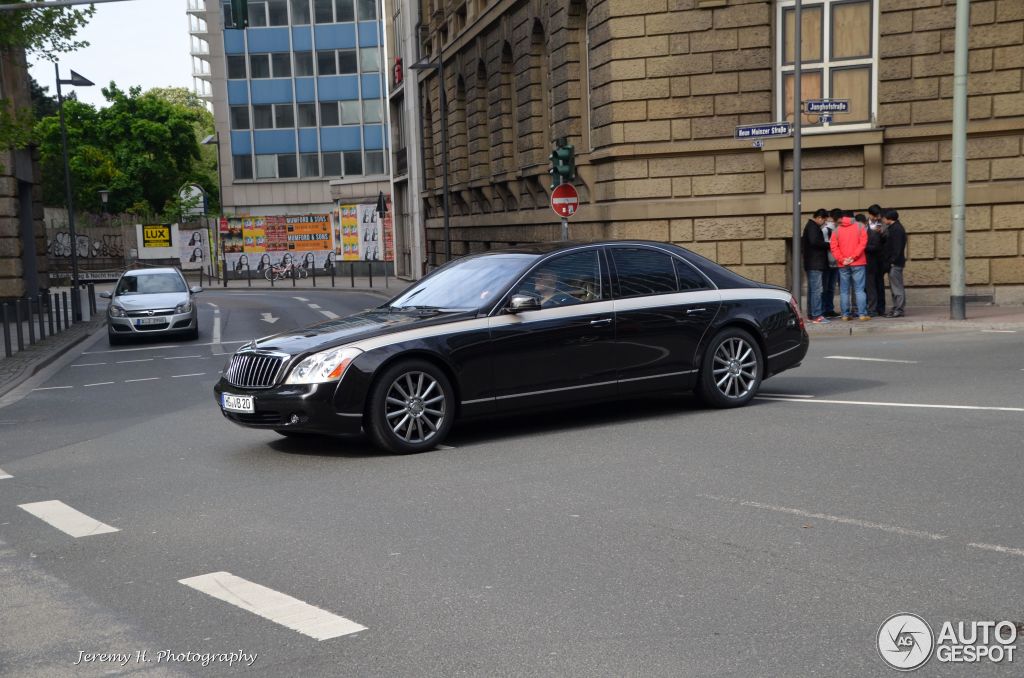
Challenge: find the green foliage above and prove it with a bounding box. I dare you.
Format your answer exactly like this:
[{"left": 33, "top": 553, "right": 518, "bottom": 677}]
[
  {"left": 35, "top": 83, "right": 220, "bottom": 215},
  {"left": 29, "top": 75, "right": 58, "bottom": 119},
  {"left": 0, "top": 1, "right": 95, "bottom": 60}
]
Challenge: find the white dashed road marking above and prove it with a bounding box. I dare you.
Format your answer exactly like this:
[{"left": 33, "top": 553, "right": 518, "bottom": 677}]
[
  {"left": 293, "top": 296, "right": 309, "bottom": 302},
  {"left": 968, "top": 542, "right": 1024, "bottom": 558},
  {"left": 83, "top": 340, "right": 247, "bottom": 355},
  {"left": 981, "top": 330, "right": 1017, "bottom": 334},
  {"left": 84, "top": 382, "right": 115, "bottom": 388},
  {"left": 172, "top": 373, "right": 206, "bottom": 378},
  {"left": 125, "top": 377, "right": 160, "bottom": 383},
  {"left": 19, "top": 500, "right": 119, "bottom": 538},
  {"left": 117, "top": 358, "right": 153, "bottom": 364},
  {"left": 71, "top": 362, "right": 107, "bottom": 367},
  {"left": 320, "top": 310, "right": 339, "bottom": 320},
  {"left": 758, "top": 393, "right": 815, "bottom": 399},
  {"left": 179, "top": 572, "right": 366, "bottom": 641},
  {"left": 308, "top": 303, "right": 321, "bottom": 309},
  {"left": 33, "top": 386, "right": 72, "bottom": 391},
  {"left": 164, "top": 355, "right": 203, "bottom": 360},
  {"left": 756, "top": 396, "right": 1024, "bottom": 413},
  {"left": 0, "top": 467, "right": 11, "bottom": 480},
  {"left": 824, "top": 355, "right": 918, "bottom": 364}
]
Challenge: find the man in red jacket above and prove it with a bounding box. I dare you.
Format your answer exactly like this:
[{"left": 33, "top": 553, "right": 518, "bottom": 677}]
[{"left": 829, "top": 215, "right": 870, "bottom": 321}]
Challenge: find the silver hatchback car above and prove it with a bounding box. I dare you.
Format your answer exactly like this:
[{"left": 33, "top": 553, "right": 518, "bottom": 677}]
[{"left": 100, "top": 268, "right": 202, "bottom": 345}]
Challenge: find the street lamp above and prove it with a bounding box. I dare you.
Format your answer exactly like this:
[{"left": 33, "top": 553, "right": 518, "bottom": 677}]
[
  {"left": 55, "top": 64, "right": 94, "bottom": 322},
  {"left": 409, "top": 56, "right": 450, "bottom": 265},
  {"left": 202, "top": 132, "right": 224, "bottom": 217},
  {"left": 98, "top": 188, "right": 109, "bottom": 223}
]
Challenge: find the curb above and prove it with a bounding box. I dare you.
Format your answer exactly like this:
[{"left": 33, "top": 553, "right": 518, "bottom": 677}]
[
  {"left": 808, "top": 320, "right": 1024, "bottom": 336},
  {"left": 0, "top": 321, "right": 105, "bottom": 400}
]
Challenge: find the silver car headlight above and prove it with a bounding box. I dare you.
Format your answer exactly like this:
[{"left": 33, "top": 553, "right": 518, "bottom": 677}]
[
  {"left": 285, "top": 346, "right": 363, "bottom": 385},
  {"left": 175, "top": 300, "right": 192, "bottom": 314},
  {"left": 109, "top": 305, "right": 126, "bottom": 318}
]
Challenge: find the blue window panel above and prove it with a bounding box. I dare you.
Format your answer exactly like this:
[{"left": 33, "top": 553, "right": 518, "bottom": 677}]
[
  {"left": 246, "top": 27, "right": 291, "bottom": 53},
  {"left": 298, "top": 128, "right": 319, "bottom": 153},
  {"left": 227, "top": 80, "right": 249, "bottom": 105},
  {"left": 292, "top": 26, "right": 313, "bottom": 51},
  {"left": 320, "top": 127, "right": 362, "bottom": 152},
  {"left": 253, "top": 130, "right": 297, "bottom": 155},
  {"left": 224, "top": 30, "right": 246, "bottom": 54},
  {"left": 317, "top": 75, "right": 359, "bottom": 101},
  {"left": 251, "top": 79, "right": 294, "bottom": 104},
  {"left": 363, "top": 125, "right": 384, "bottom": 150},
  {"left": 357, "top": 22, "right": 378, "bottom": 47},
  {"left": 294, "top": 78, "right": 316, "bottom": 102},
  {"left": 361, "top": 74, "right": 381, "bottom": 99},
  {"left": 230, "top": 131, "right": 252, "bottom": 155},
  {"left": 314, "top": 23, "right": 356, "bottom": 50}
]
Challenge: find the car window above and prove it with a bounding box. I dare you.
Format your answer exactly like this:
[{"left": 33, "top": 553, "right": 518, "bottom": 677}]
[
  {"left": 513, "top": 250, "right": 602, "bottom": 309},
  {"left": 389, "top": 253, "right": 535, "bottom": 311},
  {"left": 611, "top": 248, "right": 677, "bottom": 297},
  {"left": 116, "top": 273, "right": 187, "bottom": 295},
  {"left": 674, "top": 258, "right": 710, "bottom": 291}
]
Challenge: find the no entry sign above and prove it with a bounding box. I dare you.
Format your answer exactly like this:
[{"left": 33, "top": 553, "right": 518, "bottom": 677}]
[{"left": 550, "top": 183, "right": 580, "bottom": 218}]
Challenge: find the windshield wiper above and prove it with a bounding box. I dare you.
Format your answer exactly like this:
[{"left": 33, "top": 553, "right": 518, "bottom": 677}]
[{"left": 389, "top": 305, "right": 465, "bottom": 313}]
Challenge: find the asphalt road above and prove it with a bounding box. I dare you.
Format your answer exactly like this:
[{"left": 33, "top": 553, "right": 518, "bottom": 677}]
[{"left": 1, "top": 293, "right": 1022, "bottom": 677}]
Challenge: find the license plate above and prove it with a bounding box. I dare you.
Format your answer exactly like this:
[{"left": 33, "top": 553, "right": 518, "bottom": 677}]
[
  {"left": 222, "top": 394, "right": 254, "bottom": 413},
  {"left": 135, "top": 317, "right": 165, "bottom": 326}
]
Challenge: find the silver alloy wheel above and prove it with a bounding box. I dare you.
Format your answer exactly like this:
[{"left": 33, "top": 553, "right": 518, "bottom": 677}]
[
  {"left": 384, "top": 371, "right": 446, "bottom": 444},
  {"left": 712, "top": 336, "right": 758, "bottom": 399}
]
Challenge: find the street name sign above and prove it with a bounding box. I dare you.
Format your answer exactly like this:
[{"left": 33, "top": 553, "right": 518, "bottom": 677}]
[
  {"left": 734, "top": 122, "right": 793, "bottom": 140},
  {"left": 805, "top": 99, "right": 850, "bottom": 113},
  {"left": 551, "top": 183, "right": 580, "bottom": 218}
]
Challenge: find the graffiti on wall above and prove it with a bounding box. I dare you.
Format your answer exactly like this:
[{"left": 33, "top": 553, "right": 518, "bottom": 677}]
[{"left": 47, "top": 232, "right": 125, "bottom": 259}]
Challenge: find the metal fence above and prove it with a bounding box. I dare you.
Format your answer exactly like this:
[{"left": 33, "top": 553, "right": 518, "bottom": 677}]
[{"left": 0, "top": 285, "right": 98, "bottom": 358}]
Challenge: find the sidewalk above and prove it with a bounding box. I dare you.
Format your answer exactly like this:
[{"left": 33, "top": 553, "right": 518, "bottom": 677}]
[
  {"left": 0, "top": 317, "right": 104, "bottom": 399},
  {"left": 806, "top": 305, "right": 1024, "bottom": 336}
]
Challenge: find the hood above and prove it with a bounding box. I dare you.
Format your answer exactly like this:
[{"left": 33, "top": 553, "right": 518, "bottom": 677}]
[
  {"left": 113, "top": 292, "right": 189, "bottom": 310},
  {"left": 837, "top": 216, "right": 855, "bottom": 228},
  {"left": 248, "top": 308, "right": 480, "bottom": 356}
]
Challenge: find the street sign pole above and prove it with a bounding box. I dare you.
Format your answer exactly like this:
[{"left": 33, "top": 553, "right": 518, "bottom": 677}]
[
  {"left": 792, "top": 0, "right": 803, "bottom": 305},
  {"left": 560, "top": 217, "right": 568, "bottom": 241}
]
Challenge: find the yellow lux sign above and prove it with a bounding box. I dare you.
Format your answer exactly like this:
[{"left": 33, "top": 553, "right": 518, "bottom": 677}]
[{"left": 142, "top": 225, "right": 171, "bottom": 248}]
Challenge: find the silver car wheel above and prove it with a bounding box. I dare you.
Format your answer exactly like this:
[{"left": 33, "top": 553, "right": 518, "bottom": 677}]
[
  {"left": 384, "top": 371, "right": 446, "bottom": 444},
  {"left": 712, "top": 337, "right": 758, "bottom": 399}
]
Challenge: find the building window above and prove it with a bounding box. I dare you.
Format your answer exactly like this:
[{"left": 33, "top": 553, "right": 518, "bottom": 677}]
[
  {"left": 323, "top": 152, "right": 342, "bottom": 176},
  {"left": 248, "top": 0, "right": 268, "bottom": 26},
  {"left": 297, "top": 103, "right": 318, "bottom": 127},
  {"left": 360, "top": 47, "right": 380, "bottom": 72},
  {"left": 320, "top": 102, "right": 340, "bottom": 126},
  {"left": 291, "top": 0, "right": 310, "bottom": 24},
  {"left": 278, "top": 153, "right": 298, "bottom": 178},
  {"left": 365, "top": 150, "right": 384, "bottom": 175},
  {"left": 300, "top": 153, "right": 321, "bottom": 177},
  {"left": 233, "top": 154, "right": 253, "bottom": 180},
  {"left": 227, "top": 55, "right": 247, "bottom": 79},
  {"left": 267, "top": 0, "right": 289, "bottom": 24},
  {"left": 294, "top": 51, "right": 314, "bottom": 76},
  {"left": 249, "top": 54, "right": 271, "bottom": 78},
  {"left": 314, "top": 0, "right": 334, "bottom": 22},
  {"left": 253, "top": 105, "right": 274, "bottom": 129},
  {"left": 230, "top": 105, "right": 250, "bottom": 129},
  {"left": 356, "top": 0, "right": 375, "bottom": 21},
  {"left": 317, "top": 50, "right": 337, "bottom": 75},
  {"left": 777, "top": 0, "right": 876, "bottom": 127},
  {"left": 335, "top": 0, "right": 354, "bottom": 21},
  {"left": 362, "top": 99, "right": 381, "bottom": 123},
  {"left": 343, "top": 150, "right": 363, "bottom": 175},
  {"left": 222, "top": 2, "right": 233, "bottom": 28},
  {"left": 274, "top": 103, "right": 294, "bottom": 128},
  {"left": 337, "top": 49, "right": 358, "bottom": 74},
  {"left": 341, "top": 100, "right": 361, "bottom": 124},
  {"left": 256, "top": 154, "right": 277, "bottom": 178},
  {"left": 272, "top": 53, "right": 291, "bottom": 77}
]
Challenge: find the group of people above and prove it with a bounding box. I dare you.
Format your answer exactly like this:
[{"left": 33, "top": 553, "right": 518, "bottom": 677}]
[{"left": 802, "top": 205, "right": 907, "bottom": 323}]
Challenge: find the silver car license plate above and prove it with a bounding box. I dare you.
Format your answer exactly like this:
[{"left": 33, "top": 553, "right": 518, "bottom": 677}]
[
  {"left": 222, "top": 394, "right": 254, "bottom": 413},
  {"left": 135, "top": 317, "right": 165, "bottom": 326}
]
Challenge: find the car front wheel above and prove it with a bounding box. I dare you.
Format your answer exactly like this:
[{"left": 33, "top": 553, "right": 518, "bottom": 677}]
[
  {"left": 696, "top": 327, "right": 763, "bottom": 408},
  {"left": 366, "top": 360, "right": 454, "bottom": 454}
]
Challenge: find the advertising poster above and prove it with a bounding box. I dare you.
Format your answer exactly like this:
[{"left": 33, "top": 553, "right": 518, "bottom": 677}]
[
  {"left": 285, "top": 215, "right": 333, "bottom": 271},
  {"left": 338, "top": 205, "right": 360, "bottom": 261},
  {"left": 137, "top": 223, "right": 179, "bottom": 260},
  {"left": 357, "top": 205, "right": 383, "bottom": 261},
  {"left": 179, "top": 228, "right": 210, "bottom": 269},
  {"left": 380, "top": 196, "right": 394, "bottom": 263},
  {"left": 142, "top": 224, "right": 171, "bottom": 248}
]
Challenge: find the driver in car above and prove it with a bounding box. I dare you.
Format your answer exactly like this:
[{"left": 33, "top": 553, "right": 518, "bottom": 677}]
[{"left": 533, "top": 270, "right": 579, "bottom": 308}]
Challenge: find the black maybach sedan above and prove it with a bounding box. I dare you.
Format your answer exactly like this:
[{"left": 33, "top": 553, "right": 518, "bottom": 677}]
[{"left": 214, "top": 241, "right": 809, "bottom": 453}]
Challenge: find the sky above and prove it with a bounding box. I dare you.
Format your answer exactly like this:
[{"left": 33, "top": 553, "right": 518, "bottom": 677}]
[{"left": 28, "top": 0, "right": 194, "bottom": 108}]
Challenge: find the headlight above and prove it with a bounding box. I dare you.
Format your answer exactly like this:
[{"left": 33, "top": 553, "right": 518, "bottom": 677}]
[
  {"left": 175, "top": 300, "right": 192, "bottom": 314},
  {"left": 285, "top": 346, "right": 363, "bottom": 385},
  {"left": 109, "top": 305, "right": 126, "bottom": 318}
]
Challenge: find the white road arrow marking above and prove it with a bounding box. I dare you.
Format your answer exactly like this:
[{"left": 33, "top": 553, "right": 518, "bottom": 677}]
[{"left": 261, "top": 313, "right": 279, "bottom": 324}]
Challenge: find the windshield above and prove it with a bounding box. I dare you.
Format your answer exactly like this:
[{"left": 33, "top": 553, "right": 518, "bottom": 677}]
[
  {"left": 116, "top": 273, "right": 187, "bottom": 296},
  {"left": 388, "top": 254, "right": 536, "bottom": 311}
]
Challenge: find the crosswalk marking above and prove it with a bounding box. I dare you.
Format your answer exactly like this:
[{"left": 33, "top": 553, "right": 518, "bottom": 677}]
[
  {"left": 320, "top": 310, "right": 339, "bottom": 319},
  {"left": 179, "top": 572, "right": 366, "bottom": 641},
  {"left": 18, "top": 500, "right": 120, "bottom": 538}
]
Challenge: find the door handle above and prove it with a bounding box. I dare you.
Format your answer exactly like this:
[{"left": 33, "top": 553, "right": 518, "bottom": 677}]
[
  {"left": 590, "top": 318, "right": 612, "bottom": 327},
  {"left": 686, "top": 308, "right": 707, "bottom": 315}
]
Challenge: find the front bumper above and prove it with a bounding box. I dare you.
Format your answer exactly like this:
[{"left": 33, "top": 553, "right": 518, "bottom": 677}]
[
  {"left": 213, "top": 379, "right": 363, "bottom": 435},
  {"left": 109, "top": 311, "right": 196, "bottom": 335}
]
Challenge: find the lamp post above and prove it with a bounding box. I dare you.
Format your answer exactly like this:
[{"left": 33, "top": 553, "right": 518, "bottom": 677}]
[
  {"left": 98, "top": 189, "right": 109, "bottom": 223},
  {"left": 409, "top": 56, "right": 450, "bottom": 265},
  {"left": 55, "top": 64, "right": 94, "bottom": 322},
  {"left": 201, "top": 132, "right": 224, "bottom": 217}
]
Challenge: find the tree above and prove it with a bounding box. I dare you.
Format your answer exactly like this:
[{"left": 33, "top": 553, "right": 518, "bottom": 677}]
[
  {"left": 34, "top": 83, "right": 219, "bottom": 215},
  {"left": 29, "top": 75, "right": 57, "bottom": 119}
]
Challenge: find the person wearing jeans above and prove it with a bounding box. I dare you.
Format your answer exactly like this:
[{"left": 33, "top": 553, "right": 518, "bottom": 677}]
[
  {"left": 801, "top": 208, "right": 831, "bottom": 322},
  {"left": 882, "top": 209, "right": 908, "bottom": 317},
  {"left": 829, "top": 215, "right": 870, "bottom": 320}
]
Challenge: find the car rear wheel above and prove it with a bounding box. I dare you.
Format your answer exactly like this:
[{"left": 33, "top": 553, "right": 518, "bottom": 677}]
[
  {"left": 366, "top": 360, "right": 454, "bottom": 454},
  {"left": 696, "top": 327, "right": 763, "bottom": 408}
]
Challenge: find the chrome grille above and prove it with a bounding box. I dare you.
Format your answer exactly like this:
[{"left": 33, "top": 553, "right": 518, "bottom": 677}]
[
  {"left": 128, "top": 309, "right": 175, "bottom": 317},
  {"left": 225, "top": 352, "right": 284, "bottom": 389}
]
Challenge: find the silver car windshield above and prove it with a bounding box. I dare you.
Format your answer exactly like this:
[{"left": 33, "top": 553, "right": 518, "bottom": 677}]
[
  {"left": 388, "top": 254, "right": 536, "bottom": 312},
  {"left": 116, "top": 273, "right": 187, "bottom": 296}
]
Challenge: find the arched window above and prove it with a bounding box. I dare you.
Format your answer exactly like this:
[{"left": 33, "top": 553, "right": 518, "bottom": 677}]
[
  {"left": 498, "top": 42, "right": 518, "bottom": 173},
  {"left": 522, "top": 19, "right": 551, "bottom": 165},
  {"left": 567, "top": 0, "right": 591, "bottom": 152},
  {"left": 471, "top": 60, "right": 491, "bottom": 182},
  {"left": 420, "top": 85, "right": 436, "bottom": 192},
  {"left": 455, "top": 75, "right": 469, "bottom": 184}
]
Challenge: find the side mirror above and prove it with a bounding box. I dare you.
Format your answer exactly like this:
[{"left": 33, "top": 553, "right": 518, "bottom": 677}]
[
  {"left": 190, "top": 286, "right": 204, "bottom": 294},
  {"left": 99, "top": 291, "right": 112, "bottom": 299},
  {"left": 508, "top": 294, "right": 541, "bottom": 313}
]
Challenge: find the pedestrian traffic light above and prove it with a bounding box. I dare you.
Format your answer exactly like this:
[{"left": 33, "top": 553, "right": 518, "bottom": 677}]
[
  {"left": 548, "top": 142, "right": 575, "bottom": 189},
  {"left": 230, "top": 0, "right": 249, "bottom": 28}
]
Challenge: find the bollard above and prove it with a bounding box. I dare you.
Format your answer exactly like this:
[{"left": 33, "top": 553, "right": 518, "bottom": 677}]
[
  {"left": 62, "top": 291, "right": 70, "bottom": 328},
  {"left": 87, "top": 283, "right": 96, "bottom": 315},
  {"left": 54, "top": 293, "right": 62, "bottom": 332},
  {"left": 312, "top": 264, "right": 316, "bottom": 288},
  {"left": 47, "top": 291, "right": 55, "bottom": 335},
  {"left": 15, "top": 299, "right": 24, "bottom": 351},
  {"left": 270, "top": 268, "right": 275, "bottom": 287},
  {"left": 2, "top": 302, "right": 11, "bottom": 357},
  {"left": 330, "top": 265, "right": 335, "bottom": 288},
  {"left": 385, "top": 265, "right": 389, "bottom": 289},
  {"left": 26, "top": 298, "right": 35, "bottom": 345},
  {"left": 37, "top": 294, "right": 46, "bottom": 340},
  {"left": 292, "top": 267, "right": 296, "bottom": 287},
  {"left": 368, "top": 261, "right": 373, "bottom": 288},
  {"left": 349, "top": 262, "right": 355, "bottom": 288},
  {"left": 247, "top": 263, "right": 252, "bottom": 287}
]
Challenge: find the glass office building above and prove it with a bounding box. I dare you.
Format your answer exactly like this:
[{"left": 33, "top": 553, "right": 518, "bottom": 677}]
[{"left": 189, "top": 0, "right": 389, "bottom": 214}]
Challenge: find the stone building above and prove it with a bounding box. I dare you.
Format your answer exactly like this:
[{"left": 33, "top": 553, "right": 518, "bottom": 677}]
[
  {"left": 0, "top": 47, "right": 46, "bottom": 300},
  {"left": 387, "top": 0, "right": 1024, "bottom": 303}
]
